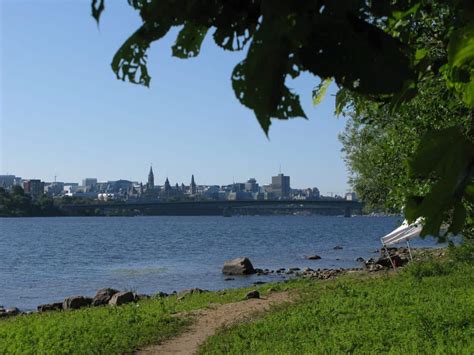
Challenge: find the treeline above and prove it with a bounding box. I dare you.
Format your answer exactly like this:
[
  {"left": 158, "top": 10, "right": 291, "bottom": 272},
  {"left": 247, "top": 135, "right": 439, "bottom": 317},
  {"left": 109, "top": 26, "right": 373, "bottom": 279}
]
[{"left": 0, "top": 186, "right": 63, "bottom": 217}]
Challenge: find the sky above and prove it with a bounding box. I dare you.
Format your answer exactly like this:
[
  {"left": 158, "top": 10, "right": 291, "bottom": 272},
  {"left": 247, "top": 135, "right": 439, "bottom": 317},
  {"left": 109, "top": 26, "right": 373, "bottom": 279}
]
[{"left": 1, "top": 0, "right": 351, "bottom": 194}]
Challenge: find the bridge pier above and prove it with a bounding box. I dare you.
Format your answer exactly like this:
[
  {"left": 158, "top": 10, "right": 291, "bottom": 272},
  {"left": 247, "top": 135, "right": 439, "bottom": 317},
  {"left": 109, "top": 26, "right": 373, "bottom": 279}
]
[{"left": 344, "top": 207, "right": 352, "bottom": 218}]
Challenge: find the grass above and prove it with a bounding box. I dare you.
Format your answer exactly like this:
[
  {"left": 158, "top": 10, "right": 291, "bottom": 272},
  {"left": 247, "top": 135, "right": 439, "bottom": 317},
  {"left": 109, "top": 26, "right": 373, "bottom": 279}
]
[
  {"left": 1, "top": 245, "right": 473, "bottom": 354},
  {"left": 199, "top": 245, "right": 474, "bottom": 354},
  {"left": 0, "top": 285, "right": 271, "bottom": 354}
]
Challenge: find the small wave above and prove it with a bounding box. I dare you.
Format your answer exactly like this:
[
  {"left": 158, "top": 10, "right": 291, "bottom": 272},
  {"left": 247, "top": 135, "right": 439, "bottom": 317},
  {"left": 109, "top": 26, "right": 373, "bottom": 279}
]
[{"left": 109, "top": 266, "right": 168, "bottom": 277}]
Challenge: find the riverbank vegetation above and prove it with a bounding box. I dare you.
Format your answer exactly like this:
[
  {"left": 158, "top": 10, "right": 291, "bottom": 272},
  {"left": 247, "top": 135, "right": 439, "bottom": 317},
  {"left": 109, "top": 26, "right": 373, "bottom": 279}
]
[
  {"left": 1, "top": 244, "right": 472, "bottom": 354},
  {"left": 200, "top": 244, "right": 474, "bottom": 354},
  {"left": 0, "top": 187, "right": 62, "bottom": 217}
]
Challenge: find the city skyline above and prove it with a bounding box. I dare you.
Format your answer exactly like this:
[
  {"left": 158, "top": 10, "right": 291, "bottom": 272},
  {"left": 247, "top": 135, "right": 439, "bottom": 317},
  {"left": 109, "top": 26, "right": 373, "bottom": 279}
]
[
  {"left": 1, "top": 1, "right": 349, "bottom": 195},
  {"left": 0, "top": 166, "right": 347, "bottom": 195}
]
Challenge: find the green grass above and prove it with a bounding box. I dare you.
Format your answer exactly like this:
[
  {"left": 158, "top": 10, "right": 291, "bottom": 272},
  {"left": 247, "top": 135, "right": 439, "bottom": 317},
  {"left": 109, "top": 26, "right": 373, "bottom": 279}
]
[
  {"left": 0, "top": 286, "right": 269, "bottom": 354},
  {"left": 199, "top": 247, "right": 474, "bottom": 354}
]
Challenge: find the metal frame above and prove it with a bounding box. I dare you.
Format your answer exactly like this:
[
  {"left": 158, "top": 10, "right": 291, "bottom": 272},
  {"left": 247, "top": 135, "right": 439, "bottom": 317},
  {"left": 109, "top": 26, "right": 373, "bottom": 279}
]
[{"left": 381, "top": 239, "right": 414, "bottom": 271}]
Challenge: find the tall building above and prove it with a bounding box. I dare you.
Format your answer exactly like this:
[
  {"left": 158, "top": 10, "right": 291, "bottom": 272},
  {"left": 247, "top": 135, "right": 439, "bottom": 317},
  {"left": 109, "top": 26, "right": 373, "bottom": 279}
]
[
  {"left": 23, "top": 179, "right": 44, "bottom": 200},
  {"left": 82, "top": 178, "right": 98, "bottom": 192},
  {"left": 190, "top": 175, "right": 197, "bottom": 195},
  {"left": 0, "top": 175, "right": 16, "bottom": 189},
  {"left": 147, "top": 165, "right": 154, "bottom": 189},
  {"left": 244, "top": 178, "right": 259, "bottom": 193},
  {"left": 271, "top": 173, "right": 290, "bottom": 198}
]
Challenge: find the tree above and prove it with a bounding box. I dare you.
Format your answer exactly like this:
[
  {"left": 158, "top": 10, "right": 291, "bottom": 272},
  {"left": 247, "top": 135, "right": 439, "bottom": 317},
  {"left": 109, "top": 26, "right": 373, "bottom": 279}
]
[
  {"left": 91, "top": 0, "right": 474, "bottom": 237},
  {"left": 339, "top": 76, "right": 472, "bottom": 237}
]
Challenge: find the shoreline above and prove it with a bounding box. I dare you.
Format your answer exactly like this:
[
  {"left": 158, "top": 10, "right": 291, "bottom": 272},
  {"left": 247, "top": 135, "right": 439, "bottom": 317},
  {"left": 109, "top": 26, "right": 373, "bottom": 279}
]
[{"left": 0, "top": 247, "right": 441, "bottom": 318}]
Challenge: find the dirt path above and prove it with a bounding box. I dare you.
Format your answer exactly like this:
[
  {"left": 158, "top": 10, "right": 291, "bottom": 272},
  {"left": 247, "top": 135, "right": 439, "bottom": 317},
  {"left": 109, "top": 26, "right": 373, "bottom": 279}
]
[{"left": 137, "top": 291, "right": 292, "bottom": 355}]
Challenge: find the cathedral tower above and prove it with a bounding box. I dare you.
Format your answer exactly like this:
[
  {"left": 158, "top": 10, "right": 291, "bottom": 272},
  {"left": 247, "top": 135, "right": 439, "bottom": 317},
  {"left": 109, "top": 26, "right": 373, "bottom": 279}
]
[{"left": 147, "top": 165, "right": 154, "bottom": 189}]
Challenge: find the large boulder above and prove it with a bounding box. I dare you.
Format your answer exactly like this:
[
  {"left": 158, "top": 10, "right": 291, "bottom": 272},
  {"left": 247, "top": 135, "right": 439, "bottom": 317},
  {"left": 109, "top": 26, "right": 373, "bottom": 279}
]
[
  {"left": 307, "top": 255, "right": 321, "bottom": 260},
  {"left": 63, "top": 296, "right": 92, "bottom": 310},
  {"left": 2, "top": 307, "right": 21, "bottom": 317},
  {"left": 245, "top": 290, "right": 260, "bottom": 299},
  {"left": 38, "top": 302, "right": 63, "bottom": 312},
  {"left": 92, "top": 288, "right": 119, "bottom": 306},
  {"left": 222, "top": 257, "right": 256, "bottom": 275},
  {"left": 108, "top": 291, "right": 136, "bottom": 306}
]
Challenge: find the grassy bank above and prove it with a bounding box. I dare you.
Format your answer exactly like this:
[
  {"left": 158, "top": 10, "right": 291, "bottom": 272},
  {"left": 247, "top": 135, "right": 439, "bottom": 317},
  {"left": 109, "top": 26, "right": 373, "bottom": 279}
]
[
  {"left": 0, "top": 286, "right": 275, "bottom": 354},
  {"left": 1, "top": 245, "right": 473, "bottom": 354},
  {"left": 200, "top": 246, "right": 474, "bottom": 354}
]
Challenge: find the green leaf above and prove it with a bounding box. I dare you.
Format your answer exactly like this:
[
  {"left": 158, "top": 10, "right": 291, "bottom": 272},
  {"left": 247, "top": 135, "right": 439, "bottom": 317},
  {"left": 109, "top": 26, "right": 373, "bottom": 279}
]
[
  {"left": 172, "top": 23, "right": 209, "bottom": 59},
  {"left": 414, "top": 48, "right": 428, "bottom": 64},
  {"left": 112, "top": 22, "right": 171, "bottom": 87},
  {"left": 312, "top": 79, "right": 332, "bottom": 106},
  {"left": 389, "top": 80, "right": 417, "bottom": 114},
  {"left": 406, "top": 127, "right": 474, "bottom": 236},
  {"left": 91, "top": 0, "right": 105, "bottom": 25},
  {"left": 231, "top": 11, "right": 306, "bottom": 134},
  {"left": 465, "top": 184, "right": 474, "bottom": 204},
  {"left": 446, "top": 24, "right": 474, "bottom": 106}
]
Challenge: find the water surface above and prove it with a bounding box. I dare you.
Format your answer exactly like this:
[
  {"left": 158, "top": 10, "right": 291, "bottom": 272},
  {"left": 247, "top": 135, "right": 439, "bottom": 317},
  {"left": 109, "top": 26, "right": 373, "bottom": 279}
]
[{"left": 0, "top": 216, "right": 441, "bottom": 310}]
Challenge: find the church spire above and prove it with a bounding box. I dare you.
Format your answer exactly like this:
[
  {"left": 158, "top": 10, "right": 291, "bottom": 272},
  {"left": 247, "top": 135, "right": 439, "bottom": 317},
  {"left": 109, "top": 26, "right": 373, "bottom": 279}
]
[
  {"left": 164, "top": 177, "right": 171, "bottom": 192},
  {"left": 147, "top": 165, "right": 154, "bottom": 189},
  {"left": 190, "top": 174, "right": 197, "bottom": 195}
]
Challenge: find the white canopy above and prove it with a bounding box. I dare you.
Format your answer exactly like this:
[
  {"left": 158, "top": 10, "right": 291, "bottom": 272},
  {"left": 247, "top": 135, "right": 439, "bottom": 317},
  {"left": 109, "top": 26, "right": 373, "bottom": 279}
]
[{"left": 381, "top": 218, "right": 423, "bottom": 246}]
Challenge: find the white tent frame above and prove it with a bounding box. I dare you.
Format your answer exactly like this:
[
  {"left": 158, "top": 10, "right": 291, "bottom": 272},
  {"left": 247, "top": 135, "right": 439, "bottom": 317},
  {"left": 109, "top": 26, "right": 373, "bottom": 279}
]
[{"left": 380, "top": 219, "right": 423, "bottom": 270}]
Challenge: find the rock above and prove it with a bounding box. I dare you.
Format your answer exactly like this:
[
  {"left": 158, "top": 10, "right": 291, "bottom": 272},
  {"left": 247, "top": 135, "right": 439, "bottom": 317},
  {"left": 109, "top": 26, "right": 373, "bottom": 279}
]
[
  {"left": 92, "top": 288, "right": 119, "bottom": 306},
  {"left": 63, "top": 296, "right": 92, "bottom": 310},
  {"left": 177, "top": 288, "right": 206, "bottom": 300},
  {"left": 154, "top": 291, "right": 169, "bottom": 298},
  {"left": 368, "top": 264, "right": 384, "bottom": 272},
  {"left": 37, "top": 302, "right": 63, "bottom": 312},
  {"left": 222, "top": 257, "right": 256, "bottom": 275},
  {"left": 307, "top": 255, "right": 321, "bottom": 260},
  {"left": 245, "top": 290, "right": 260, "bottom": 299},
  {"left": 5, "top": 307, "right": 21, "bottom": 316},
  {"left": 289, "top": 267, "right": 301, "bottom": 271},
  {"left": 356, "top": 257, "right": 365, "bottom": 262},
  {"left": 333, "top": 245, "right": 343, "bottom": 250},
  {"left": 224, "top": 277, "right": 235, "bottom": 281},
  {"left": 108, "top": 291, "right": 136, "bottom": 306},
  {"left": 253, "top": 281, "right": 266, "bottom": 285},
  {"left": 375, "top": 255, "right": 406, "bottom": 268}
]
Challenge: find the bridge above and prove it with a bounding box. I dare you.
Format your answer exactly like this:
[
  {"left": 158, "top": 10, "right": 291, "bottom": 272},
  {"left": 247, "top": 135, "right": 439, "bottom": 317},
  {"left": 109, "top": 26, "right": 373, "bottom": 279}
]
[{"left": 61, "top": 200, "right": 364, "bottom": 217}]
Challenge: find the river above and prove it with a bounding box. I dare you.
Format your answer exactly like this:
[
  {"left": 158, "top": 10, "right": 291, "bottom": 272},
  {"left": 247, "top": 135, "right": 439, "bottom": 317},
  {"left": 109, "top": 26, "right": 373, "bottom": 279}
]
[{"left": 0, "top": 215, "right": 442, "bottom": 310}]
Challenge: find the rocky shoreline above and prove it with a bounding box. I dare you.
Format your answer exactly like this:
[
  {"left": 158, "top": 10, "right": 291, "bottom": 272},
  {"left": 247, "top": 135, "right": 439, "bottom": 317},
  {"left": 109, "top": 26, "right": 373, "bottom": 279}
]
[{"left": 0, "top": 247, "right": 443, "bottom": 319}]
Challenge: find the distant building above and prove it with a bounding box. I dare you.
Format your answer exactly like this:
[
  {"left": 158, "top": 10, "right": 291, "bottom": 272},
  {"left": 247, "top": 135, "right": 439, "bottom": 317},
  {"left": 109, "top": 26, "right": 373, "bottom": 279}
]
[
  {"left": 244, "top": 178, "right": 259, "bottom": 193},
  {"left": 82, "top": 178, "right": 98, "bottom": 192},
  {"left": 0, "top": 175, "right": 16, "bottom": 189},
  {"left": 271, "top": 173, "right": 290, "bottom": 198},
  {"left": 345, "top": 192, "right": 357, "bottom": 201},
  {"left": 23, "top": 179, "right": 44, "bottom": 200},
  {"left": 44, "top": 182, "right": 64, "bottom": 197},
  {"left": 64, "top": 184, "right": 79, "bottom": 195},
  {"left": 190, "top": 175, "right": 197, "bottom": 195},
  {"left": 147, "top": 166, "right": 154, "bottom": 189},
  {"left": 164, "top": 177, "right": 171, "bottom": 192}
]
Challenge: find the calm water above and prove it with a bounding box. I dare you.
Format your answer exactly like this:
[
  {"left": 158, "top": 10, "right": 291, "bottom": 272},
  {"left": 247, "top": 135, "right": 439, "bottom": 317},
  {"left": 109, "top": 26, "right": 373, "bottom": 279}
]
[{"left": 0, "top": 216, "right": 441, "bottom": 310}]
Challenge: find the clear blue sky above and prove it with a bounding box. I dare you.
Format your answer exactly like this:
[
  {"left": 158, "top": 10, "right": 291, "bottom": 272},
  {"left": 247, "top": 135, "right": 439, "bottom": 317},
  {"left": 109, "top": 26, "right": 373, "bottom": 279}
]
[{"left": 1, "top": 0, "right": 350, "bottom": 194}]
